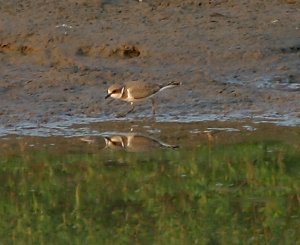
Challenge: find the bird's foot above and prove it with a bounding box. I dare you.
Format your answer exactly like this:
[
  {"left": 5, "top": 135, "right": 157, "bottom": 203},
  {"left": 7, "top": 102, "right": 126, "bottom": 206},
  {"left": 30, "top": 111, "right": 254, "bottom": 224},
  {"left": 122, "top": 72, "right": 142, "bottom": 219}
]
[
  {"left": 115, "top": 107, "right": 135, "bottom": 118},
  {"left": 115, "top": 112, "right": 127, "bottom": 118}
]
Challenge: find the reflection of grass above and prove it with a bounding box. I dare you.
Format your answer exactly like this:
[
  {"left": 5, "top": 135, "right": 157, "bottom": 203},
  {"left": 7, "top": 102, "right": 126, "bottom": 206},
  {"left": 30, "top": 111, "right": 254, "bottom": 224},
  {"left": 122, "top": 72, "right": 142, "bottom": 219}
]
[{"left": 0, "top": 141, "right": 299, "bottom": 244}]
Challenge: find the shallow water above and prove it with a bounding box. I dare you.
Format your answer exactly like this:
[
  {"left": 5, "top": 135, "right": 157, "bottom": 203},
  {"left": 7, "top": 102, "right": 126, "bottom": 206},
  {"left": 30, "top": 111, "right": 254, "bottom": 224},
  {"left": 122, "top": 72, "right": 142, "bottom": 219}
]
[{"left": 0, "top": 121, "right": 299, "bottom": 244}]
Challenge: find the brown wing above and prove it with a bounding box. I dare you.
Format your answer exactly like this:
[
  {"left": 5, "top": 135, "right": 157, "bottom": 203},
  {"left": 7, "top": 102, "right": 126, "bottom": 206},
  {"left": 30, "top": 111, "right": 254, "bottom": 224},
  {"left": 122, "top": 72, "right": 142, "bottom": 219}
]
[{"left": 125, "top": 81, "right": 161, "bottom": 99}]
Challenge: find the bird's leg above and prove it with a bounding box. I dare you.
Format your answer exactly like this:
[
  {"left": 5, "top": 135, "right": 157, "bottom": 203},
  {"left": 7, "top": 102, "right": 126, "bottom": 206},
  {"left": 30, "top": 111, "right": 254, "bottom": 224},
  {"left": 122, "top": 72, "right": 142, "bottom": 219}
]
[
  {"left": 127, "top": 102, "right": 135, "bottom": 114},
  {"left": 116, "top": 102, "right": 135, "bottom": 118},
  {"left": 151, "top": 98, "right": 156, "bottom": 116}
]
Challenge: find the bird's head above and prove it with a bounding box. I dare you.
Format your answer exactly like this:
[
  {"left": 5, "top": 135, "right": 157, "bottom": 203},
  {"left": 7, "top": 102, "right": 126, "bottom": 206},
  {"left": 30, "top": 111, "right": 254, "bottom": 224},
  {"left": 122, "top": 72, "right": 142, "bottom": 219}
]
[{"left": 105, "top": 84, "right": 124, "bottom": 99}]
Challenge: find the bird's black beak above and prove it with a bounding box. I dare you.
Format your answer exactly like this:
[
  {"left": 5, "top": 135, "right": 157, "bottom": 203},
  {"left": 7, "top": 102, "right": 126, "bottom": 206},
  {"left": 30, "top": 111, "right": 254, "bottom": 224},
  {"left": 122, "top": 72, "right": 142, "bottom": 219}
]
[{"left": 105, "top": 93, "right": 112, "bottom": 99}]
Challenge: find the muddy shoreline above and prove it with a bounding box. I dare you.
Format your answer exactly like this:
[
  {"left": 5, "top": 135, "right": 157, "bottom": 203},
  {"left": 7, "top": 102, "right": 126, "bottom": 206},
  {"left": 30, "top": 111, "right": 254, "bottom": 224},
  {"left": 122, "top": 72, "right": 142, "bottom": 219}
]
[{"left": 1, "top": 0, "right": 300, "bottom": 130}]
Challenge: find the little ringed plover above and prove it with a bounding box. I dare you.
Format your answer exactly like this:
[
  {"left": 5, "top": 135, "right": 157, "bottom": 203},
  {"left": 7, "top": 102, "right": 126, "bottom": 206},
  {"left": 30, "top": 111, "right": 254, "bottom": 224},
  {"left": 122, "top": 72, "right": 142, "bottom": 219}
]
[{"left": 105, "top": 80, "right": 181, "bottom": 117}]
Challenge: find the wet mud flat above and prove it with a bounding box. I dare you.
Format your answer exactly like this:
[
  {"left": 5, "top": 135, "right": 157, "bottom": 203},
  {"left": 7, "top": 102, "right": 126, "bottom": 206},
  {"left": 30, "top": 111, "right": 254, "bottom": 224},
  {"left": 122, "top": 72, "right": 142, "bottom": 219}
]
[{"left": 0, "top": 0, "right": 300, "bottom": 127}]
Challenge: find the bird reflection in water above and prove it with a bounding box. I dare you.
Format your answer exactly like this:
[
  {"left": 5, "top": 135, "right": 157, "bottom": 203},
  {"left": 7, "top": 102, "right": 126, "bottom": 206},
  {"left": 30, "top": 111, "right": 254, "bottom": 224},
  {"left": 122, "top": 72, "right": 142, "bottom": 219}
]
[
  {"left": 81, "top": 133, "right": 179, "bottom": 152},
  {"left": 104, "top": 133, "right": 179, "bottom": 152}
]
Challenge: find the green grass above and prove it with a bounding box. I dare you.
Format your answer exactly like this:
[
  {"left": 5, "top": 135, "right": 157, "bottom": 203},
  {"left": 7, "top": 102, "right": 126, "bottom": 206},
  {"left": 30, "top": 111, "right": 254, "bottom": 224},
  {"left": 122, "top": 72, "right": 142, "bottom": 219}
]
[{"left": 0, "top": 138, "right": 299, "bottom": 245}]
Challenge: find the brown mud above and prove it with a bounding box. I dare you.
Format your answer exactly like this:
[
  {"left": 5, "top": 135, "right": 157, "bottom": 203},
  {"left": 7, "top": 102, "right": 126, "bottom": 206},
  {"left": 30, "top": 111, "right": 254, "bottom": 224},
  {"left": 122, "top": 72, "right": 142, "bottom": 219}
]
[{"left": 1, "top": 0, "right": 300, "bottom": 134}]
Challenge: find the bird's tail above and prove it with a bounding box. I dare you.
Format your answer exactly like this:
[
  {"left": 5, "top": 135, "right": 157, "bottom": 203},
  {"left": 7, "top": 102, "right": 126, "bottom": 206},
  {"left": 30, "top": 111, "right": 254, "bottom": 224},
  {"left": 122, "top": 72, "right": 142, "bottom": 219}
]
[
  {"left": 160, "top": 81, "right": 181, "bottom": 91},
  {"left": 167, "top": 81, "right": 181, "bottom": 86}
]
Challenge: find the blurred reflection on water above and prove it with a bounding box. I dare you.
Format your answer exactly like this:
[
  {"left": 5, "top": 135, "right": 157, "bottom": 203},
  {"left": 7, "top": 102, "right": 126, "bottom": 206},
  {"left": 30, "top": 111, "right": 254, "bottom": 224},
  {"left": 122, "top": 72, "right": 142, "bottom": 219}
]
[{"left": 81, "top": 132, "right": 178, "bottom": 152}]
